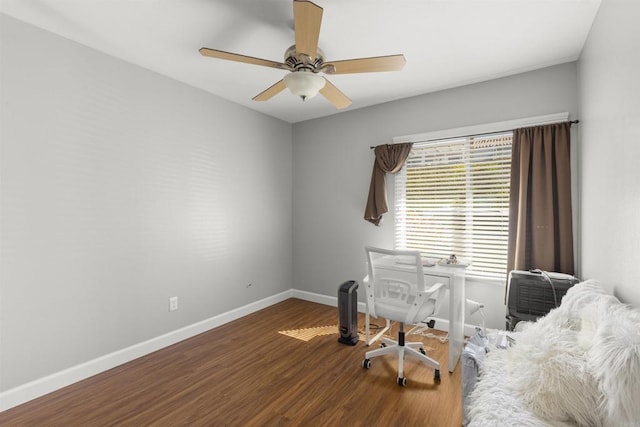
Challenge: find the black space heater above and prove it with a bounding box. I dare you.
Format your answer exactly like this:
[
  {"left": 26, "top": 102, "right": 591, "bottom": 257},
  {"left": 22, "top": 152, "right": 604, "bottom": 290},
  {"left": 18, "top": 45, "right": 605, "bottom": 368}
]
[{"left": 338, "top": 280, "right": 359, "bottom": 345}]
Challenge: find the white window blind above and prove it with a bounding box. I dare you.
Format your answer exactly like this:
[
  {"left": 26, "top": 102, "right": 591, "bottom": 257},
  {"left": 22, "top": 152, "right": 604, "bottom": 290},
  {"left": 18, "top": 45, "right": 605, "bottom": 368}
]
[{"left": 395, "top": 132, "right": 512, "bottom": 279}]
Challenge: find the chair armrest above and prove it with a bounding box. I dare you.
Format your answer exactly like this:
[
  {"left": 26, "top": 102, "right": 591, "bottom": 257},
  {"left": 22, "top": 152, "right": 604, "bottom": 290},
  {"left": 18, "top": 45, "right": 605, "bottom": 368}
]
[{"left": 423, "top": 282, "right": 445, "bottom": 295}]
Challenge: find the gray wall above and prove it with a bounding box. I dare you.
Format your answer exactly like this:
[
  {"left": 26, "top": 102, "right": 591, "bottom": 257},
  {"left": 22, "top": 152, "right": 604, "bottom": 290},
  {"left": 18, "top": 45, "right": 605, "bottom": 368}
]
[
  {"left": 0, "top": 15, "right": 293, "bottom": 391},
  {"left": 292, "top": 62, "right": 580, "bottom": 330},
  {"left": 578, "top": 0, "right": 640, "bottom": 306},
  {"left": 7, "top": 2, "right": 622, "bottom": 394}
]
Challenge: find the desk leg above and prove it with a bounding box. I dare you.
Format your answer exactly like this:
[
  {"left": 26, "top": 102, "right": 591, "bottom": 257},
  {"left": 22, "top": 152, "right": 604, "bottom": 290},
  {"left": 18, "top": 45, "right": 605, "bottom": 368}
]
[{"left": 448, "top": 273, "right": 465, "bottom": 372}]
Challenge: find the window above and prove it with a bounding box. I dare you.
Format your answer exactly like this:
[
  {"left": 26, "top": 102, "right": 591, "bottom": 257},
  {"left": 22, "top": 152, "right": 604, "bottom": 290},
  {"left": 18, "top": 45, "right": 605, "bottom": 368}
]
[{"left": 394, "top": 132, "right": 512, "bottom": 279}]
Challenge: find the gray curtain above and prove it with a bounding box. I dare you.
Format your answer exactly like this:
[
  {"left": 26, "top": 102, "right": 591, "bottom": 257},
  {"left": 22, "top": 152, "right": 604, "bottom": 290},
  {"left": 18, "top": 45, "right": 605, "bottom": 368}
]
[
  {"left": 364, "top": 143, "right": 413, "bottom": 226},
  {"left": 506, "top": 122, "right": 574, "bottom": 279}
]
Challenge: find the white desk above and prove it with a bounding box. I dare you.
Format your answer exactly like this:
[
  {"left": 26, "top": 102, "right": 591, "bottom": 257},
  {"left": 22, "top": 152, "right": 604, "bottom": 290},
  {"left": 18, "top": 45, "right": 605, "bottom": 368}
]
[{"left": 364, "top": 263, "right": 466, "bottom": 373}]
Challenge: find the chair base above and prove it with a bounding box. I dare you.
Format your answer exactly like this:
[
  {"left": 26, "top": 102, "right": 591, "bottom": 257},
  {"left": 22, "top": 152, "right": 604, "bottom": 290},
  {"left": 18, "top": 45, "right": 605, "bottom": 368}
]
[{"left": 362, "top": 326, "right": 441, "bottom": 386}]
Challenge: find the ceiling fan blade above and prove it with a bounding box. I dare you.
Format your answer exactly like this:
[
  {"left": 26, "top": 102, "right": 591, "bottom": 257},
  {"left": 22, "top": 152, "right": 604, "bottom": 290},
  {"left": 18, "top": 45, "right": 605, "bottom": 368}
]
[
  {"left": 199, "top": 48, "right": 286, "bottom": 70},
  {"left": 319, "top": 78, "right": 352, "bottom": 109},
  {"left": 253, "top": 79, "right": 287, "bottom": 102},
  {"left": 293, "top": 0, "right": 323, "bottom": 59},
  {"left": 324, "top": 55, "right": 406, "bottom": 74}
]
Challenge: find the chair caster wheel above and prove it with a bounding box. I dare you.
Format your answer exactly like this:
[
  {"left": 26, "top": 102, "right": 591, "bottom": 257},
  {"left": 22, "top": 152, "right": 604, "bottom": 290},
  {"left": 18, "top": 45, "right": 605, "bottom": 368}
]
[
  {"left": 362, "top": 359, "right": 371, "bottom": 369},
  {"left": 434, "top": 369, "right": 441, "bottom": 382},
  {"left": 419, "top": 347, "right": 426, "bottom": 355},
  {"left": 397, "top": 377, "right": 407, "bottom": 386}
]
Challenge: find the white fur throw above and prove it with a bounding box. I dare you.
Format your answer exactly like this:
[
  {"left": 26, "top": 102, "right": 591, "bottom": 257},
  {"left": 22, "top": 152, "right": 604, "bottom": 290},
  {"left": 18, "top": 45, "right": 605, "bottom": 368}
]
[
  {"left": 587, "top": 302, "right": 640, "bottom": 426},
  {"left": 467, "top": 280, "right": 640, "bottom": 427},
  {"left": 510, "top": 323, "right": 601, "bottom": 425}
]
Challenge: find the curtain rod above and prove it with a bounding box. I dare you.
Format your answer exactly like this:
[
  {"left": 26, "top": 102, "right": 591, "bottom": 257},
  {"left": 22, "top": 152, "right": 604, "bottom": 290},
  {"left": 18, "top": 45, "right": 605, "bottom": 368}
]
[{"left": 369, "top": 120, "right": 580, "bottom": 149}]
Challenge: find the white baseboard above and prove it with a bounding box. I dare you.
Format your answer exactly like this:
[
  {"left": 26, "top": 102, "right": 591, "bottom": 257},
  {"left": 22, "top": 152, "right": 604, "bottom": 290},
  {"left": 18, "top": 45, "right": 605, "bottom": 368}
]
[
  {"left": 428, "top": 318, "right": 481, "bottom": 337},
  {"left": 290, "top": 289, "right": 367, "bottom": 313},
  {"left": 0, "top": 289, "right": 294, "bottom": 412},
  {"left": 1, "top": 289, "right": 481, "bottom": 412},
  {"left": 290, "top": 290, "right": 481, "bottom": 335},
  {"left": 291, "top": 291, "right": 490, "bottom": 339}
]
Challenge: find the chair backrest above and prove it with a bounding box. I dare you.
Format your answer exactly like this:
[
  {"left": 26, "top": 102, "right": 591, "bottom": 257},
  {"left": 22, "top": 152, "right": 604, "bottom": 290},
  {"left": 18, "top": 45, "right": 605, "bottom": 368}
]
[{"left": 364, "top": 246, "right": 443, "bottom": 325}]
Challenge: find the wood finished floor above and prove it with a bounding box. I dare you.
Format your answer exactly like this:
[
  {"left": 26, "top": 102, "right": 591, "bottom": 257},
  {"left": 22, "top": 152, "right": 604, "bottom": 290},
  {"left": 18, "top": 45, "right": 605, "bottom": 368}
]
[{"left": 0, "top": 298, "right": 462, "bottom": 426}]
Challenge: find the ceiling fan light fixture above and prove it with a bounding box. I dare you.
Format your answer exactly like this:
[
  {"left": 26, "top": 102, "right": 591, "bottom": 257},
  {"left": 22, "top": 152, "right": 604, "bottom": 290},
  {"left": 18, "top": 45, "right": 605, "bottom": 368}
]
[
  {"left": 200, "top": 1, "right": 403, "bottom": 109},
  {"left": 283, "top": 71, "right": 325, "bottom": 101}
]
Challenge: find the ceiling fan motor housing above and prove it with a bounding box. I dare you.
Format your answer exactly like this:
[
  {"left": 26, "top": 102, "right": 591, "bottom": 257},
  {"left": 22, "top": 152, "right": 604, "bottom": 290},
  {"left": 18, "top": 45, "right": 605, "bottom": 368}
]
[
  {"left": 200, "top": 0, "right": 403, "bottom": 108},
  {"left": 284, "top": 45, "right": 329, "bottom": 73}
]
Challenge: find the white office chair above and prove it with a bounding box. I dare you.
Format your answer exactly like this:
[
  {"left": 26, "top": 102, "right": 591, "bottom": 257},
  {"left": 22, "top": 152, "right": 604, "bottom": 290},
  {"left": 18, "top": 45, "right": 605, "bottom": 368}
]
[{"left": 362, "top": 247, "right": 446, "bottom": 386}]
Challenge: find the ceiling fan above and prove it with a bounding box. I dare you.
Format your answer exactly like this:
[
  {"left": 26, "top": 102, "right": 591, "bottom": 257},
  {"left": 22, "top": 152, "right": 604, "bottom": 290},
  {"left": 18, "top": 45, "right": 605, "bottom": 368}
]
[{"left": 199, "top": 0, "right": 406, "bottom": 109}]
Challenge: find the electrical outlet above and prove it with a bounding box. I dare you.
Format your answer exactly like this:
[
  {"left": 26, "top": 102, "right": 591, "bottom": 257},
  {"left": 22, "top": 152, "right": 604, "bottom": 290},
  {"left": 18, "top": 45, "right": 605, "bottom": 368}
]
[{"left": 169, "top": 296, "right": 178, "bottom": 312}]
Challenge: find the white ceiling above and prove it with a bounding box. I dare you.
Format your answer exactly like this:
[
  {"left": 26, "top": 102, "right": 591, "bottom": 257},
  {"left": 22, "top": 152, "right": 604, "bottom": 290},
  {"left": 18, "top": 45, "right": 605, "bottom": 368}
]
[{"left": 1, "top": 0, "right": 601, "bottom": 123}]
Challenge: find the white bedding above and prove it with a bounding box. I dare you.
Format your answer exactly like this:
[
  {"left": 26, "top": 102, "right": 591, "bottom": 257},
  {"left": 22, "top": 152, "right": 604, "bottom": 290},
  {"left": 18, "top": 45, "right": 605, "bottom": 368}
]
[{"left": 466, "top": 280, "right": 640, "bottom": 427}]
